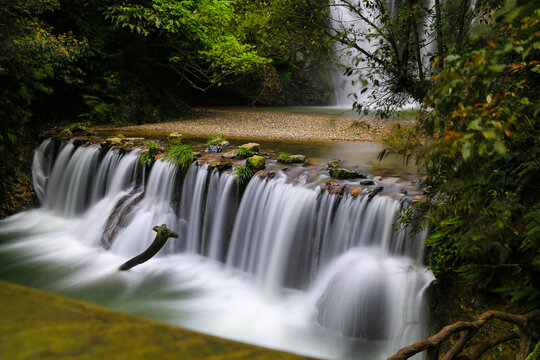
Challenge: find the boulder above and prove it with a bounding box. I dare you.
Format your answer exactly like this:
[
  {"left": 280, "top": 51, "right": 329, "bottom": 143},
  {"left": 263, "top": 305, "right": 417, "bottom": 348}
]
[
  {"left": 246, "top": 155, "right": 266, "bottom": 171},
  {"left": 167, "top": 132, "right": 183, "bottom": 146}
]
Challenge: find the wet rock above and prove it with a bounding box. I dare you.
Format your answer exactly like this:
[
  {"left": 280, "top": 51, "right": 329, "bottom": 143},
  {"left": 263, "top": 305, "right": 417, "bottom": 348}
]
[
  {"left": 221, "top": 150, "right": 237, "bottom": 159},
  {"left": 204, "top": 142, "right": 229, "bottom": 153},
  {"left": 325, "top": 180, "right": 346, "bottom": 195},
  {"left": 208, "top": 160, "right": 232, "bottom": 172},
  {"left": 118, "top": 141, "right": 134, "bottom": 154},
  {"left": 360, "top": 179, "right": 375, "bottom": 186},
  {"left": 277, "top": 154, "right": 306, "bottom": 164},
  {"left": 246, "top": 155, "right": 265, "bottom": 171},
  {"left": 116, "top": 134, "right": 126, "bottom": 139},
  {"left": 349, "top": 186, "right": 363, "bottom": 197},
  {"left": 239, "top": 143, "right": 260, "bottom": 153},
  {"left": 193, "top": 151, "right": 202, "bottom": 159},
  {"left": 167, "top": 132, "right": 183, "bottom": 146},
  {"left": 328, "top": 167, "right": 366, "bottom": 180},
  {"left": 257, "top": 170, "right": 276, "bottom": 180},
  {"left": 56, "top": 128, "right": 73, "bottom": 138},
  {"left": 327, "top": 161, "right": 366, "bottom": 180},
  {"left": 73, "top": 137, "right": 93, "bottom": 147},
  {"left": 364, "top": 186, "right": 384, "bottom": 201}
]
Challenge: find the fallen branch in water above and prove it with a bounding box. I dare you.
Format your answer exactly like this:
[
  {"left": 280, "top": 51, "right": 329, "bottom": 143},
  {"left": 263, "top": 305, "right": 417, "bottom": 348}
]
[
  {"left": 119, "top": 224, "right": 179, "bottom": 271},
  {"left": 387, "top": 309, "right": 540, "bottom": 360}
]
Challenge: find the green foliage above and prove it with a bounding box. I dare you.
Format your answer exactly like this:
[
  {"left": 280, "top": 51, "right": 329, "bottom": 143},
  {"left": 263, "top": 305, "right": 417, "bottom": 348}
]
[
  {"left": 383, "top": 4, "right": 540, "bottom": 308},
  {"left": 165, "top": 144, "right": 194, "bottom": 175},
  {"left": 139, "top": 142, "right": 162, "bottom": 167},
  {"left": 205, "top": 135, "right": 227, "bottom": 146},
  {"left": 234, "top": 165, "right": 254, "bottom": 186}
]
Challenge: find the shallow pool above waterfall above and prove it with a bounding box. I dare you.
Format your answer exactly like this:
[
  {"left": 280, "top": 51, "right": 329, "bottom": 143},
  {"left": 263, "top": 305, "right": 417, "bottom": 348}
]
[{"left": 0, "top": 139, "right": 433, "bottom": 360}]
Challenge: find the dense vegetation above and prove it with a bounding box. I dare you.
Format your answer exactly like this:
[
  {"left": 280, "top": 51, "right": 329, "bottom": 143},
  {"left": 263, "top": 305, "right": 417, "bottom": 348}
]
[
  {"left": 354, "top": 0, "right": 540, "bottom": 309},
  {"left": 0, "top": 0, "right": 331, "bottom": 214}
]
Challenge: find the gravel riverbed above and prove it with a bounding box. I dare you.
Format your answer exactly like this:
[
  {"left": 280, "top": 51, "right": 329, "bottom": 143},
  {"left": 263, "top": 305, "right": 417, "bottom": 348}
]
[{"left": 96, "top": 107, "right": 407, "bottom": 143}]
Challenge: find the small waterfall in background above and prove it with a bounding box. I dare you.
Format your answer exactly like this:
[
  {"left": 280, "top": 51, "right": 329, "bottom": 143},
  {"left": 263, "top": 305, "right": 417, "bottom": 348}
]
[
  {"left": 329, "top": 0, "right": 436, "bottom": 108},
  {"left": 0, "top": 140, "right": 433, "bottom": 359}
]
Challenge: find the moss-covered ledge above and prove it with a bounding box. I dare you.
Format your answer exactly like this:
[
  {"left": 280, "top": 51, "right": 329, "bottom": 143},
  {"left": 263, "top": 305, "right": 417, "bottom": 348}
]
[{"left": 0, "top": 280, "right": 314, "bottom": 360}]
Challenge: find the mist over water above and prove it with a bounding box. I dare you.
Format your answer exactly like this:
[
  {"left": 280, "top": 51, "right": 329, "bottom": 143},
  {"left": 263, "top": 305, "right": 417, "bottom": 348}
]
[{"left": 0, "top": 140, "right": 433, "bottom": 359}]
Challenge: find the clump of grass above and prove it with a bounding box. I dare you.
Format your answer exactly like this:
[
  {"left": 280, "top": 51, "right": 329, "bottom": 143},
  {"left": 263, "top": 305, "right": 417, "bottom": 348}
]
[
  {"left": 235, "top": 147, "right": 254, "bottom": 158},
  {"left": 205, "top": 135, "right": 227, "bottom": 146},
  {"left": 165, "top": 144, "right": 194, "bottom": 175},
  {"left": 278, "top": 153, "right": 291, "bottom": 162},
  {"left": 139, "top": 142, "right": 162, "bottom": 167},
  {"left": 234, "top": 165, "right": 254, "bottom": 186}
]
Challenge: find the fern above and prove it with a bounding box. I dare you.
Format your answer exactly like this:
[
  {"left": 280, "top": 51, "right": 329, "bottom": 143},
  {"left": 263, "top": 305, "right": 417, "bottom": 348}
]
[
  {"left": 165, "top": 144, "right": 194, "bottom": 175},
  {"left": 234, "top": 165, "right": 254, "bottom": 186}
]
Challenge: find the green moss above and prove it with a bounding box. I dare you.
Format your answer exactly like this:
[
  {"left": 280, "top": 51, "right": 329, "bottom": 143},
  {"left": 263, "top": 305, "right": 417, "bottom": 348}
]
[
  {"left": 278, "top": 153, "right": 306, "bottom": 164},
  {"left": 246, "top": 155, "right": 265, "bottom": 171},
  {"left": 238, "top": 143, "right": 260, "bottom": 153},
  {"left": 0, "top": 280, "right": 309, "bottom": 360},
  {"left": 165, "top": 144, "right": 194, "bottom": 174},
  {"left": 234, "top": 165, "right": 255, "bottom": 186}
]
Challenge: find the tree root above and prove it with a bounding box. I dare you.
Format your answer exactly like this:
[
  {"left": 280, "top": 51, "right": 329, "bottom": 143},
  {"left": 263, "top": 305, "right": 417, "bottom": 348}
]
[{"left": 387, "top": 310, "right": 540, "bottom": 360}]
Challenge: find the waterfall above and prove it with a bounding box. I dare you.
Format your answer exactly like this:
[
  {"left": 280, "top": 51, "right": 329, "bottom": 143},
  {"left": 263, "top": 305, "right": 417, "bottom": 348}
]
[
  {"left": 328, "top": 0, "right": 437, "bottom": 107},
  {"left": 0, "top": 140, "right": 433, "bottom": 359}
]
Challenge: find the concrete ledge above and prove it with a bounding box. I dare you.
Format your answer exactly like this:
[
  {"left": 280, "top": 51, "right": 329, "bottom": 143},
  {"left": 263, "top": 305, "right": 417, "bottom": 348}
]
[{"left": 0, "top": 280, "right": 314, "bottom": 360}]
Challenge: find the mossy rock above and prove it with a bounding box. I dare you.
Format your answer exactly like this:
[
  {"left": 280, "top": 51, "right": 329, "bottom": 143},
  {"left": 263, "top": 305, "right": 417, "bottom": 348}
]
[
  {"left": 246, "top": 155, "right": 266, "bottom": 171},
  {"left": 278, "top": 154, "right": 306, "bottom": 164},
  {"left": 239, "top": 143, "right": 260, "bottom": 153},
  {"left": 208, "top": 161, "right": 232, "bottom": 172},
  {"left": 167, "top": 133, "right": 183, "bottom": 146},
  {"left": 56, "top": 128, "right": 73, "bottom": 138},
  {"left": 119, "top": 141, "right": 135, "bottom": 154},
  {"left": 328, "top": 167, "right": 365, "bottom": 179},
  {"left": 221, "top": 150, "right": 237, "bottom": 159}
]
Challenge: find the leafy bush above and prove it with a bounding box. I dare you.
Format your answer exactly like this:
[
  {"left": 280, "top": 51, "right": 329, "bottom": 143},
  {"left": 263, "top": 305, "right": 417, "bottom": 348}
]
[
  {"left": 383, "top": 5, "right": 540, "bottom": 308},
  {"left": 139, "top": 142, "right": 161, "bottom": 168},
  {"left": 165, "top": 144, "right": 194, "bottom": 175},
  {"left": 234, "top": 165, "right": 254, "bottom": 186}
]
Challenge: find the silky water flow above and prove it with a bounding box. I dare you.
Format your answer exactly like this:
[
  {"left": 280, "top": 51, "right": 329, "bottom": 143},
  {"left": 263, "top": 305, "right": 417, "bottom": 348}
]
[{"left": 0, "top": 140, "right": 434, "bottom": 359}]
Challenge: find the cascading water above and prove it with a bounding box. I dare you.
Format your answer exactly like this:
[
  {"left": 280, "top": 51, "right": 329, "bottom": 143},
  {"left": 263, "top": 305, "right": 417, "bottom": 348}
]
[{"left": 0, "top": 140, "right": 433, "bottom": 359}]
